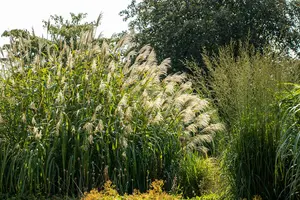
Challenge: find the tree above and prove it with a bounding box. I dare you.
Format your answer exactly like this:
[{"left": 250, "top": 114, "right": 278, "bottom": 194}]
[
  {"left": 43, "top": 12, "right": 101, "bottom": 49},
  {"left": 1, "top": 13, "right": 102, "bottom": 64},
  {"left": 1, "top": 29, "right": 51, "bottom": 64},
  {"left": 121, "top": 0, "right": 300, "bottom": 71}
]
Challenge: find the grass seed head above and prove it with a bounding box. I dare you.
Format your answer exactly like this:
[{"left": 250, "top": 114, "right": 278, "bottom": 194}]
[
  {"left": 29, "top": 102, "right": 37, "bottom": 111},
  {"left": 31, "top": 117, "right": 37, "bottom": 125},
  {"left": 95, "top": 120, "right": 104, "bottom": 133},
  {"left": 84, "top": 122, "right": 94, "bottom": 134},
  {"left": 88, "top": 135, "right": 94, "bottom": 144},
  {"left": 22, "top": 113, "right": 26, "bottom": 123}
]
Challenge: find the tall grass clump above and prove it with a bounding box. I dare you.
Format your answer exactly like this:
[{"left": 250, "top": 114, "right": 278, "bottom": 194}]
[
  {"left": 276, "top": 84, "right": 300, "bottom": 199},
  {"left": 0, "top": 28, "right": 222, "bottom": 198},
  {"left": 201, "top": 43, "right": 300, "bottom": 199}
]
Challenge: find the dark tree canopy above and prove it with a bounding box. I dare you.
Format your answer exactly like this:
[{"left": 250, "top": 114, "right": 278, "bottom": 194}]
[{"left": 121, "top": 0, "right": 300, "bottom": 71}]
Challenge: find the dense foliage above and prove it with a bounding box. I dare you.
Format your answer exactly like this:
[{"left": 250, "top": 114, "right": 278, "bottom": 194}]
[
  {"left": 1, "top": 4, "right": 300, "bottom": 199},
  {"left": 121, "top": 0, "right": 300, "bottom": 71},
  {"left": 177, "top": 153, "right": 218, "bottom": 198},
  {"left": 0, "top": 20, "right": 222, "bottom": 198},
  {"left": 192, "top": 44, "right": 300, "bottom": 199},
  {"left": 276, "top": 84, "right": 300, "bottom": 199}
]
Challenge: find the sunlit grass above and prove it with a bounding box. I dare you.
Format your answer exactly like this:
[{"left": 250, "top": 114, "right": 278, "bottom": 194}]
[
  {"left": 0, "top": 29, "right": 222, "bottom": 198},
  {"left": 190, "top": 43, "right": 300, "bottom": 199}
]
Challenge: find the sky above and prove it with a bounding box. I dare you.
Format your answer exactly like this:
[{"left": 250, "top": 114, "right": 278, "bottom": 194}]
[{"left": 0, "top": 0, "right": 134, "bottom": 46}]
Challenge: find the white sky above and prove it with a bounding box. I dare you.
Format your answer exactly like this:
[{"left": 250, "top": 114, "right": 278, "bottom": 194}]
[{"left": 0, "top": 0, "right": 134, "bottom": 46}]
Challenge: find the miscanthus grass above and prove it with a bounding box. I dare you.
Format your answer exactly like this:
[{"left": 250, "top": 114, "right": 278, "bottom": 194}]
[{"left": 0, "top": 29, "right": 222, "bottom": 198}]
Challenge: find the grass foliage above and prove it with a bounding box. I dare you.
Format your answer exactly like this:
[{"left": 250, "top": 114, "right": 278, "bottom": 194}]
[
  {"left": 0, "top": 29, "right": 222, "bottom": 198},
  {"left": 3, "top": 13, "right": 300, "bottom": 200},
  {"left": 177, "top": 153, "right": 218, "bottom": 198},
  {"left": 201, "top": 44, "right": 300, "bottom": 199},
  {"left": 276, "top": 84, "right": 300, "bottom": 199}
]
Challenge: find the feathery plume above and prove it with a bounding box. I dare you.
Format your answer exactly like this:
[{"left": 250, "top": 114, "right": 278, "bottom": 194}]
[
  {"left": 32, "top": 117, "right": 37, "bottom": 125},
  {"left": 186, "top": 123, "right": 198, "bottom": 133},
  {"left": 201, "top": 123, "right": 225, "bottom": 135},
  {"left": 180, "top": 81, "right": 192, "bottom": 92},
  {"left": 29, "top": 102, "right": 37, "bottom": 111},
  {"left": 99, "top": 81, "right": 106, "bottom": 92},
  {"left": 195, "top": 113, "right": 211, "bottom": 129},
  {"left": 56, "top": 90, "right": 65, "bottom": 104},
  {"left": 152, "top": 112, "right": 163, "bottom": 124},
  {"left": 56, "top": 119, "right": 62, "bottom": 136},
  {"left": 124, "top": 124, "right": 133, "bottom": 134},
  {"left": 95, "top": 105, "right": 102, "bottom": 112},
  {"left": 88, "top": 135, "right": 94, "bottom": 144},
  {"left": 125, "top": 107, "right": 133, "bottom": 121},
  {"left": 181, "top": 107, "right": 196, "bottom": 124},
  {"left": 84, "top": 122, "right": 94, "bottom": 134},
  {"left": 91, "top": 59, "right": 97, "bottom": 73},
  {"left": 22, "top": 113, "right": 26, "bottom": 123},
  {"left": 95, "top": 119, "right": 104, "bottom": 132},
  {"left": 33, "top": 127, "right": 42, "bottom": 140},
  {"left": 165, "top": 82, "right": 175, "bottom": 94},
  {"left": 164, "top": 73, "right": 186, "bottom": 83}
]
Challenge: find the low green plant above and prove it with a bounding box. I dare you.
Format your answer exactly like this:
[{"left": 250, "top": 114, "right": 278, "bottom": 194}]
[
  {"left": 177, "top": 153, "right": 217, "bottom": 198},
  {"left": 82, "top": 179, "right": 181, "bottom": 200},
  {"left": 191, "top": 193, "right": 220, "bottom": 200},
  {"left": 0, "top": 25, "right": 222, "bottom": 198}
]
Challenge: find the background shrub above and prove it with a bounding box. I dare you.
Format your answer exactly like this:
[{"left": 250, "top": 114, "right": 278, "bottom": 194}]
[{"left": 81, "top": 179, "right": 181, "bottom": 200}]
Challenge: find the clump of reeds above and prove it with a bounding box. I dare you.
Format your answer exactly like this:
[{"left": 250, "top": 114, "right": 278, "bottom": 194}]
[
  {"left": 196, "top": 43, "right": 300, "bottom": 199},
  {"left": 0, "top": 26, "right": 221, "bottom": 198}
]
